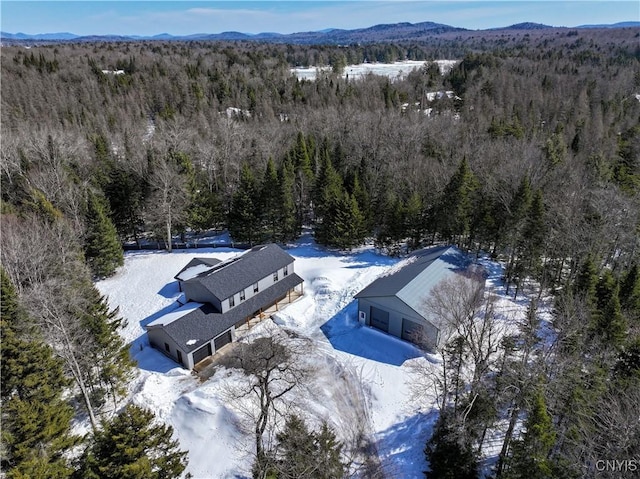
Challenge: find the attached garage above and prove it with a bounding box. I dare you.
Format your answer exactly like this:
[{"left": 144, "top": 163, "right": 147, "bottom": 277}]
[
  {"left": 402, "top": 318, "right": 424, "bottom": 344},
  {"left": 192, "top": 343, "right": 212, "bottom": 365},
  {"left": 370, "top": 306, "right": 390, "bottom": 333},
  {"left": 214, "top": 330, "right": 233, "bottom": 351}
]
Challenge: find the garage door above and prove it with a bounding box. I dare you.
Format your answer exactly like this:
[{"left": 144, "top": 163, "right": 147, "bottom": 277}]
[
  {"left": 402, "top": 318, "right": 424, "bottom": 344},
  {"left": 192, "top": 343, "right": 212, "bottom": 365},
  {"left": 214, "top": 330, "right": 233, "bottom": 351},
  {"left": 370, "top": 306, "right": 389, "bottom": 333}
]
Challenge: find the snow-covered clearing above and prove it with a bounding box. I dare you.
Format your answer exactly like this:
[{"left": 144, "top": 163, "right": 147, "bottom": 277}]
[
  {"left": 96, "top": 234, "right": 529, "bottom": 478},
  {"left": 292, "top": 59, "right": 458, "bottom": 81}
]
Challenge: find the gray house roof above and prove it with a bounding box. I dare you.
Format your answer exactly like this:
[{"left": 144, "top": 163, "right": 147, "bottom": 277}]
[
  {"left": 183, "top": 243, "right": 295, "bottom": 301},
  {"left": 149, "top": 272, "right": 303, "bottom": 353},
  {"left": 355, "top": 245, "right": 469, "bottom": 317}
]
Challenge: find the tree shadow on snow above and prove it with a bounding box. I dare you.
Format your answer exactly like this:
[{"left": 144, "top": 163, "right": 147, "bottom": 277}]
[
  {"left": 320, "top": 301, "right": 422, "bottom": 366},
  {"left": 375, "top": 409, "right": 438, "bottom": 479}
]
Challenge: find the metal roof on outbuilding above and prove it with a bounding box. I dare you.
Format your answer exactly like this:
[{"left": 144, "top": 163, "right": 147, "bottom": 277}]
[{"left": 355, "top": 245, "right": 469, "bottom": 316}]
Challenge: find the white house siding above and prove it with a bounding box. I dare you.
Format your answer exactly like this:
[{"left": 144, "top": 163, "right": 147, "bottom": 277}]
[
  {"left": 357, "top": 296, "right": 439, "bottom": 351},
  {"left": 221, "top": 261, "right": 294, "bottom": 313}
]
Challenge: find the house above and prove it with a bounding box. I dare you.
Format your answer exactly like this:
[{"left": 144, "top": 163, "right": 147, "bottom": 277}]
[
  {"left": 146, "top": 244, "right": 304, "bottom": 369},
  {"left": 354, "top": 245, "right": 472, "bottom": 351}
]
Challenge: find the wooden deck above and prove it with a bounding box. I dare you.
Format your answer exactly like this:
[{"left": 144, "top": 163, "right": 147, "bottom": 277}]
[
  {"left": 193, "top": 288, "right": 303, "bottom": 376},
  {"left": 235, "top": 288, "right": 303, "bottom": 333}
]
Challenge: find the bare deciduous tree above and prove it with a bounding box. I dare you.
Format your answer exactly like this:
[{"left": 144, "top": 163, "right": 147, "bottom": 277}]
[
  {"left": 424, "top": 268, "right": 486, "bottom": 348},
  {"left": 29, "top": 279, "right": 100, "bottom": 430},
  {"left": 217, "top": 332, "right": 312, "bottom": 477},
  {"left": 1, "top": 213, "right": 130, "bottom": 431},
  {"left": 147, "top": 156, "right": 189, "bottom": 251}
]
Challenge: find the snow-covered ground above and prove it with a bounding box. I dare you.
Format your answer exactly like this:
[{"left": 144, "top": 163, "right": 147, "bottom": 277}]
[
  {"left": 291, "top": 59, "right": 458, "bottom": 81},
  {"left": 96, "top": 233, "right": 528, "bottom": 478}
]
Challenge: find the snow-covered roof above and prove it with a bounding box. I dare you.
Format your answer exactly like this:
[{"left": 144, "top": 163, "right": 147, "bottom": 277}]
[
  {"left": 174, "top": 257, "right": 221, "bottom": 281},
  {"left": 425, "top": 90, "right": 456, "bottom": 102},
  {"left": 146, "top": 302, "right": 204, "bottom": 328},
  {"left": 176, "top": 264, "right": 216, "bottom": 281}
]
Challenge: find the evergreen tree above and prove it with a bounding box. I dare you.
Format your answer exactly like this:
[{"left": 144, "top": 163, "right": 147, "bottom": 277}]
[
  {"left": 186, "top": 174, "right": 224, "bottom": 232},
  {"left": 229, "top": 164, "right": 260, "bottom": 246},
  {"left": 25, "top": 188, "right": 64, "bottom": 223},
  {"left": 317, "top": 189, "right": 365, "bottom": 250},
  {"left": 424, "top": 410, "right": 478, "bottom": 479},
  {"left": 314, "top": 151, "right": 343, "bottom": 245},
  {"left": 263, "top": 414, "right": 347, "bottom": 479},
  {"left": 510, "top": 175, "right": 532, "bottom": 225},
  {"left": 1, "top": 269, "right": 77, "bottom": 479},
  {"left": 573, "top": 255, "right": 598, "bottom": 302},
  {"left": 469, "top": 190, "right": 498, "bottom": 253},
  {"left": 619, "top": 263, "right": 640, "bottom": 319},
  {"left": 260, "top": 157, "right": 280, "bottom": 241},
  {"left": 404, "top": 191, "right": 424, "bottom": 251},
  {"left": 291, "top": 133, "right": 314, "bottom": 229},
  {"left": 436, "top": 157, "right": 478, "bottom": 245},
  {"left": 543, "top": 132, "right": 567, "bottom": 168},
  {"left": 272, "top": 415, "right": 315, "bottom": 477},
  {"left": 84, "top": 192, "right": 124, "bottom": 278},
  {"left": 78, "top": 284, "right": 135, "bottom": 409},
  {"left": 504, "top": 176, "right": 532, "bottom": 291},
  {"left": 512, "top": 188, "right": 546, "bottom": 295},
  {"left": 342, "top": 192, "right": 366, "bottom": 249},
  {"left": 592, "top": 271, "right": 627, "bottom": 347},
  {"left": 78, "top": 404, "right": 188, "bottom": 479},
  {"left": 520, "top": 189, "right": 546, "bottom": 267},
  {"left": 314, "top": 422, "right": 347, "bottom": 478},
  {"left": 347, "top": 171, "right": 372, "bottom": 232},
  {"left": 104, "top": 165, "right": 146, "bottom": 246},
  {"left": 90, "top": 133, "right": 114, "bottom": 189},
  {"left": 276, "top": 158, "right": 298, "bottom": 242},
  {"left": 375, "top": 192, "right": 406, "bottom": 255},
  {"left": 505, "top": 391, "right": 557, "bottom": 479}
]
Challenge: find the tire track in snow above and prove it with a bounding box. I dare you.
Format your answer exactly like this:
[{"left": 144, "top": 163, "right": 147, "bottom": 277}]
[{"left": 299, "top": 270, "right": 389, "bottom": 477}]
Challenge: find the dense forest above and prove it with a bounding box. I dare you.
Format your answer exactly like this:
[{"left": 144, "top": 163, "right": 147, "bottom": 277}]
[{"left": 1, "top": 26, "right": 639, "bottom": 478}]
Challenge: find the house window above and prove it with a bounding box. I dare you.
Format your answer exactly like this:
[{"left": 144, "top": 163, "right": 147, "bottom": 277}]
[
  {"left": 253, "top": 283, "right": 259, "bottom": 293},
  {"left": 229, "top": 295, "right": 235, "bottom": 308},
  {"left": 164, "top": 342, "right": 170, "bottom": 352},
  {"left": 240, "top": 290, "right": 245, "bottom": 301},
  {"left": 273, "top": 271, "right": 279, "bottom": 282},
  {"left": 283, "top": 264, "right": 289, "bottom": 276},
  {"left": 176, "top": 350, "right": 183, "bottom": 364}
]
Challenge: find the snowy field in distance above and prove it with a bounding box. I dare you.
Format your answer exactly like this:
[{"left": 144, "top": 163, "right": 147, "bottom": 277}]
[
  {"left": 96, "top": 232, "right": 526, "bottom": 478},
  {"left": 292, "top": 59, "right": 458, "bottom": 81}
]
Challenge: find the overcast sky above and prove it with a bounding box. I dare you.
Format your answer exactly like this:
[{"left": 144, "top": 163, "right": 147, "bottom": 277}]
[{"left": 2, "top": 1, "right": 638, "bottom": 36}]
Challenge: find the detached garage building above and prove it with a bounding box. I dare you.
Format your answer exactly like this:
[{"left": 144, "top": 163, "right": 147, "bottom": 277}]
[{"left": 354, "top": 245, "right": 470, "bottom": 351}]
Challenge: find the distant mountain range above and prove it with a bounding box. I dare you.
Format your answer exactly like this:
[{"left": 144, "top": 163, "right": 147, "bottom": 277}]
[{"left": 1, "top": 20, "right": 638, "bottom": 44}]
